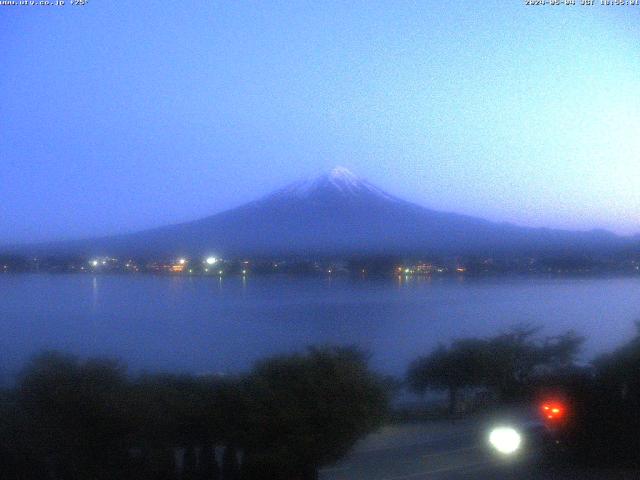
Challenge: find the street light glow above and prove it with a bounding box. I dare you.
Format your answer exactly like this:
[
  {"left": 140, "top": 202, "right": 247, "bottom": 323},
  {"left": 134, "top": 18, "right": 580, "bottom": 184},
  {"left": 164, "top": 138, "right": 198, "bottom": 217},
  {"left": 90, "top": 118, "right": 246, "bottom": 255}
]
[
  {"left": 488, "top": 426, "right": 522, "bottom": 455},
  {"left": 205, "top": 257, "right": 217, "bottom": 265}
]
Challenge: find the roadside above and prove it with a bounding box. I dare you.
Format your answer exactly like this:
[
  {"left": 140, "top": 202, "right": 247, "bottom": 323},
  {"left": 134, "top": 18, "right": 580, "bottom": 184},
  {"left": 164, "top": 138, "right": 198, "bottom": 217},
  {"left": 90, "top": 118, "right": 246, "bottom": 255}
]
[{"left": 320, "top": 408, "right": 640, "bottom": 480}]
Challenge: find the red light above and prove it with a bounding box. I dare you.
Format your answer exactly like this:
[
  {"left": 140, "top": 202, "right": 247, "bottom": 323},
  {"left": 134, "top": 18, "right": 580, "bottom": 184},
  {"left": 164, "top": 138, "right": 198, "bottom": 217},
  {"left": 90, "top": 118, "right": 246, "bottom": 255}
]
[{"left": 540, "top": 401, "right": 566, "bottom": 422}]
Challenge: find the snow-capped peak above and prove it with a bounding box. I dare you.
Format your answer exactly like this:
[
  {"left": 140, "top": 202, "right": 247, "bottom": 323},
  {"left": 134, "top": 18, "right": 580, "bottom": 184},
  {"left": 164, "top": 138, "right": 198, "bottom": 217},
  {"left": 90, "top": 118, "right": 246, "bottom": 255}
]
[
  {"left": 328, "top": 165, "right": 358, "bottom": 183},
  {"left": 264, "top": 167, "right": 396, "bottom": 202},
  {"left": 323, "top": 166, "right": 365, "bottom": 193}
]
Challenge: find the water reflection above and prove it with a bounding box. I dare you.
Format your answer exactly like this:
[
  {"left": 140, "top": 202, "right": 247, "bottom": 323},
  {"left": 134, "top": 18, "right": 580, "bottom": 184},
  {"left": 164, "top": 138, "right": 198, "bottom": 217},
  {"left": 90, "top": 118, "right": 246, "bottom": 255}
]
[{"left": 91, "top": 276, "right": 99, "bottom": 310}]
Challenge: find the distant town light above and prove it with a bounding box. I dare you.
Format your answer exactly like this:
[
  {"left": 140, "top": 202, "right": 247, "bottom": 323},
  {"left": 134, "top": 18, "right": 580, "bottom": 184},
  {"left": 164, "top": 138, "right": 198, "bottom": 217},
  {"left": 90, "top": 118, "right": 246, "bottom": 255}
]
[
  {"left": 205, "top": 256, "right": 217, "bottom": 265},
  {"left": 90, "top": 260, "right": 99, "bottom": 267},
  {"left": 178, "top": 258, "right": 186, "bottom": 265},
  {"left": 242, "top": 269, "right": 247, "bottom": 275}
]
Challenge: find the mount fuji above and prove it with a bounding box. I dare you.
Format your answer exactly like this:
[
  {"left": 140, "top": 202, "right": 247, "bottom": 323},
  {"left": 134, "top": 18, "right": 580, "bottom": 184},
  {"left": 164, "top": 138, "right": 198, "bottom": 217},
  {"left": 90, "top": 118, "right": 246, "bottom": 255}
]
[{"left": 11, "top": 167, "right": 633, "bottom": 258}]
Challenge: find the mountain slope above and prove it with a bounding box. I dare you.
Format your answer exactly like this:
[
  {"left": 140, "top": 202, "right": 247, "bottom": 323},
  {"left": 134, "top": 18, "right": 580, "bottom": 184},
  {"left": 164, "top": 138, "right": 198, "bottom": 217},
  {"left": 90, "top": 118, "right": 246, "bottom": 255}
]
[{"left": 9, "top": 167, "right": 633, "bottom": 258}]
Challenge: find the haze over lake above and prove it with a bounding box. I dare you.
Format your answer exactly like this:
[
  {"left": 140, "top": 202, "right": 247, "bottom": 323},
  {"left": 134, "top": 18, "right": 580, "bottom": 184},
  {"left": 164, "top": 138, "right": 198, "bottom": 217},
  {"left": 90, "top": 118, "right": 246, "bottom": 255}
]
[{"left": 1, "top": 274, "right": 639, "bottom": 382}]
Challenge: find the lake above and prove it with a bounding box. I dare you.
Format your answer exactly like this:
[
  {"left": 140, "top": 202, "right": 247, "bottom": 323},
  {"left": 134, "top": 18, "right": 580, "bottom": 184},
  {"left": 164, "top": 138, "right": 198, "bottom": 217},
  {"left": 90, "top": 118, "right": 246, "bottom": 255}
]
[{"left": 1, "top": 274, "right": 639, "bottom": 382}]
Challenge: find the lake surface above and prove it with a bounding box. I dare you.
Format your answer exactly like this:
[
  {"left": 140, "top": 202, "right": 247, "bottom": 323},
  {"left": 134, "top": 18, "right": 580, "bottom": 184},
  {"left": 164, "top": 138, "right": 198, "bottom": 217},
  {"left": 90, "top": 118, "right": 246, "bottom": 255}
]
[{"left": 1, "top": 274, "right": 640, "bottom": 381}]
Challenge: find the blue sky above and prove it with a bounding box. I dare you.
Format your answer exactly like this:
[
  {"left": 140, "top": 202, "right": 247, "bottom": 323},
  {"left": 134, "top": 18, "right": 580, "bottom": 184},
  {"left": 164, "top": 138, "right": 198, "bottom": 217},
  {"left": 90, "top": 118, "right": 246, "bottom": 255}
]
[{"left": 1, "top": 1, "right": 639, "bottom": 244}]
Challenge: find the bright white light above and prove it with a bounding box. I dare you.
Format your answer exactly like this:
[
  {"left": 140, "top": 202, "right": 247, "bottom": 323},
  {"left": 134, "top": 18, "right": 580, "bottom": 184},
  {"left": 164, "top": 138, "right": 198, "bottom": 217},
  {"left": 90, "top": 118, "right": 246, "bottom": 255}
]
[
  {"left": 489, "top": 427, "right": 522, "bottom": 455},
  {"left": 178, "top": 258, "right": 186, "bottom": 265},
  {"left": 90, "top": 260, "right": 98, "bottom": 267},
  {"left": 205, "top": 257, "right": 217, "bottom": 265}
]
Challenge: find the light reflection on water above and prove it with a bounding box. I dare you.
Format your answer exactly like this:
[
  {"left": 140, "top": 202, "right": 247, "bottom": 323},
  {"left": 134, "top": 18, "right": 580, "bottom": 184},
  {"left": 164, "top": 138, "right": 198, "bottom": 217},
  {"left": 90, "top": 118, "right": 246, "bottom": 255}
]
[{"left": 0, "top": 273, "right": 639, "bottom": 380}]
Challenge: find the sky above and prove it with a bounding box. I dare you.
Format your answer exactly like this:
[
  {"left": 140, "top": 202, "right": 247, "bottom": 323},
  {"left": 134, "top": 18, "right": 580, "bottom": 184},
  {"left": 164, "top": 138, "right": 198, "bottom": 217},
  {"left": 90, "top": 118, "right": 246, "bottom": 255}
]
[{"left": 1, "top": 1, "right": 639, "bottom": 245}]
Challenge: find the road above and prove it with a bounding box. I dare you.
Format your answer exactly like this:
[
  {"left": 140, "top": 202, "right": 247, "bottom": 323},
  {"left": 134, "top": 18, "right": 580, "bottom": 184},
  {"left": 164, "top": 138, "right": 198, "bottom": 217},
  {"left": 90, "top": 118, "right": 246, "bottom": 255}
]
[{"left": 319, "top": 411, "right": 640, "bottom": 480}]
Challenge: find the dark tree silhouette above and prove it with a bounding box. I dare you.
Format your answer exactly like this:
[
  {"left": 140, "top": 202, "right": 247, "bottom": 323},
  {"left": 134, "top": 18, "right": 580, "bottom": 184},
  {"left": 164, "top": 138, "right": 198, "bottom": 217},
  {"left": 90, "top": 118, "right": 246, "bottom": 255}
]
[
  {"left": 196, "top": 443, "right": 219, "bottom": 480},
  {"left": 595, "top": 321, "right": 640, "bottom": 403},
  {"left": 485, "top": 326, "right": 584, "bottom": 400},
  {"left": 128, "top": 373, "right": 239, "bottom": 480},
  {"left": 407, "top": 339, "right": 489, "bottom": 415},
  {"left": 183, "top": 445, "right": 197, "bottom": 480},
  {"left": 221, "top": 445, "right": 241, "bottom": 480},
  {"left": 1, "top": 347, "right": 387, "bottom": 479},
  {"left": 13, "top": 351, "right": 132, "bottom": 479},
  {"left": 407, "top": 326, "right": 585, "bottom": 411},
  {"left": 240, "top": 346, "right": 388, "bottom": 480}
]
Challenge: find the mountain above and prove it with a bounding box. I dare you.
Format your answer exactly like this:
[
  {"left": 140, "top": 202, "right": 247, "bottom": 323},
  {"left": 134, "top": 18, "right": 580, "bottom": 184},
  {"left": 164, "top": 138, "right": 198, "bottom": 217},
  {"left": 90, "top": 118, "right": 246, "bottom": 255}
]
[{"left": 7, "top": 167, "right": 635, "bottom": 258}]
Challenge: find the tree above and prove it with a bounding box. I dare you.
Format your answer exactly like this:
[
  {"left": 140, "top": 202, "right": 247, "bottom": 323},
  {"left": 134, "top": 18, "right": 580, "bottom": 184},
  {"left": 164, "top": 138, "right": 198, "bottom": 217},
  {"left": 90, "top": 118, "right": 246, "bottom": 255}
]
[
  {"left": 197, "top": 443, "right": 220, "bottom": 480},
  {"left": 407, "top": 339, "right": 489, "bottom": 415},
  {"left": 240, "top": 347, "right": 388, "bottom": 480},
  {"left": 407, "top": 326, "right": 585, "bottom": 410},
  {"left": 129, "top": 373, "right": 237, "bottom": 480},
  {"left": 0, "top": 387, "right": 40, "bottom": 480},
  {"left": 482, "top": 325, "right": 543, "bottom": 400},
  {"left": 221, "top": 444, "right": 240, "bottom": 480},
  {"left": 587, "top": 321, "right": 640, "bottom": 464},
  {"left": 595, "top": 321, "right": 640, "bottom": 400},
  {"left": 542, "top": 329, "right": 586, "bottom": 368},
  {"left": 14, "top": 351, "right": 132, "bottom": 479},
  {"left": 485, "top": 326, "right": 584, "bottom": 400}
]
